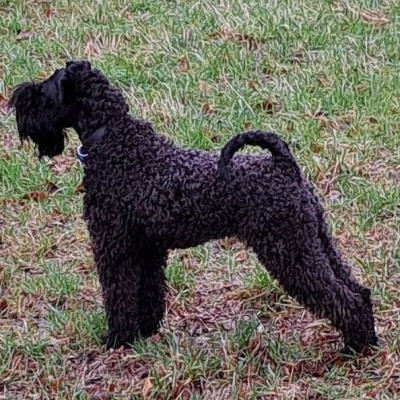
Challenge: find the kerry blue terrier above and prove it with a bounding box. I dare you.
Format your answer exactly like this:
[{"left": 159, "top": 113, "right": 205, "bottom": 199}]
[{"left": 10, "top": 61, "right": 377, "bottom": 353}]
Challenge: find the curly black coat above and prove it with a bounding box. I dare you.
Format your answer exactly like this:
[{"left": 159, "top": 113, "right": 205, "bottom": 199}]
[{"left": 10, "top": 61, "right": 377, "bottom": 353}]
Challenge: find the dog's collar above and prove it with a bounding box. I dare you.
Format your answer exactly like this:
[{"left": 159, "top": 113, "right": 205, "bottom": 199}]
[
  {"left": 76, "top": 126, "right": 106, "bottom": 166},
  {"left": 76, "top": 145, "right": 88, "bottom": 164}
]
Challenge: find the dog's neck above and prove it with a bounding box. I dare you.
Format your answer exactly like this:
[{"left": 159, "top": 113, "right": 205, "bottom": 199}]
[
  {"left": 76, "top": 125, "right": 107, "bottom": 164},
  {"left": 70, "top": 71, "right": 130, "bottom": 146},
  {"left": 81, "top": 125, "right": 107, "bottom": 149},
  {"left": 74, "top": 120, "right": 107, "bottom": 147}
]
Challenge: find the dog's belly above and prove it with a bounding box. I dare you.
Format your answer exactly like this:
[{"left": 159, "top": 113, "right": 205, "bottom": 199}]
[
  {"left": 122, "top": 151, "right": 279, "bottom": 249},
  {"left": 144, "top": 204, "right": 236, "bottom": 249}
]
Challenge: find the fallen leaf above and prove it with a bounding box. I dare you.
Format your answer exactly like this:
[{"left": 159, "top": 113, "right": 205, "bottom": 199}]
[
  {"left": 23, "top": 191, "right": 48, "bottom": 201},
  {"left": 311, "top": 145, "right": 322, "bottom": 154},
  {"left": 288, "top": 52, "right": 303, "bottom": 64},
  {"left": 258, "top": 99, "right": 280, "bottom": 115},
  {"left": 210, "top": 134, "right": 220, "bottom": 143},
  {"left": 316, "top": 75, "right": 331, "bottom": 87},
  {"left": 236, "top": 381, "right": 249, "bottom": 400},
  {"left": 243, "top": 120, "right": 251, "bottom": 129},
  {"left": 43, "top": 6, "right": 56, "bottom": 18},
  {"left": 148, "top": 333, "right": 161, "bottom": 343},
  {"left": 0, "top": 299, "right": 8, "bottom": 314},
  {"left": 175, "top": 57, "right": 190, "bottom": 74},
  {"left": 310, "top": 110, "right": 340, "bottom": 131},
  {"left": 74, "top": 184, "right": 85, "bottom": 194},
  {"left": 45, "top": 180, "right": 58, "bottom": 193},
  {"left": 169, "top": 381, "right": 192, "bottom": 400},
  {"left": 223, "top": 50, "right": 231, "bottom": 60},
  {"left": 84, "top": 38, "right": 103, "bottom": 57},
  {"left": 200, "top": 103, "right": 214, "bottom": 115},
  {"left": 232, "top": 32, "right": 263, "bottom": 50},
  {"left": 47, "top": 376, "right": 63, "bottom": 395},
  {"left": 341, "top": 114, "right": 353, "bottom": 124},
  {"left": 246, "top": 80, "right": 258, "bottom": 90},
  {"left": 262, "top": 67, "right": 274, "bottom": 78},
  {"left": 198, "top": 80, "right": 211, "bottom": 93},
  {"left": 323, "top": 118, "right": 339, "bottom": 130},
  {"left": 0, "top": 133, "right": 14, "bottom": 149},
  {"left": 202, "top": 126, "right": 220, "bottom": 143},
  {"left": 107, "top": 382, "right": 116, "bottom": 392},
  {"left": 180, "top": 253, "right": 195, "bottom": 269},
  {"left": 0, "top": 93, "right": 9, "bottom": 116},
  {"left": 49, "top": 155, "right": 73, "bottom": 174},
  {"left": 366, "top": 389, "right": 379, "bottom": 398},
  {"left": 225, "top": 288, "right": 253, "bottom": 300},
  {"left": 354, "top": 84, "right": 368, "bottom": 92},
  {"left": 159, "top": 111, "right": 170, "bottom": 125},
  {"left": 16, "top": 30, "right": 32, "bottom": 41},
  {"left": 141, "top": 377, "right": 153, "bottom": 398},
  {"left": 361, "top": 9, "right": 389, "bottom": 26},
  {"left": 318, "top": 116, "right": 331, "bottom": 128},
  {"left": 313, "top": 110, "right": 329, "bottom": 118},
  {"left": 208, "top": 27, "right": 264, "bottom": 50},
  {"left": 208, "top": 31, "right": 223, "bottom": 40}
]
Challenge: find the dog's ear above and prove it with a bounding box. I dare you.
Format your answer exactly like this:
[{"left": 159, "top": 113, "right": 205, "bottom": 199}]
[
  {"left": 10, "top": 73, "right": 71, "bottom": 159},
  {"left": 65, "top": 60, "right": 91, "bottom": 71},
  {"left": 42, "top": 68, "right": 75, "bottom": 107},
  {"left": 45, "top": 69, "right": 67, "bottom": 105},
  {"left": 60, "top": 61, "right": 92, "bottom": 102},
  {"left": 9, "top": 82, "right": 41, "bottom": 143},
  {"left": 9, "top": 82, "right": 38, "bottom": 112}
]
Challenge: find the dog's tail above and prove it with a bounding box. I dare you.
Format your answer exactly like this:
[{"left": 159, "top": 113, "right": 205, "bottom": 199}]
[{"left": 218, "top": 130, "right": 294, "bottom": 179}]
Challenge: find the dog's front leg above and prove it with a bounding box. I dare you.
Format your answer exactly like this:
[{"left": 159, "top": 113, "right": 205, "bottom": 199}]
[
  {"left": 90, "top": 222, "right": 142, "bottom": 349},
  {"left": 136, "top": 249, "right": 167, "bottom": 338}
]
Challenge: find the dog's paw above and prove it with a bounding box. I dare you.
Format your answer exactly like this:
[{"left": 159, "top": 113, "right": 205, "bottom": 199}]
[
  {"left": 138, "top": 323, "right": 160, "bottom": 339},
  {"left": 101, "top": 330, "right": 135, "bottom": 349},
  {"left": 342, "top": 336, "right": 378, "bottom": 356},
  {"left": 340, "top": 345, "right": 359, "bottom": 358}
]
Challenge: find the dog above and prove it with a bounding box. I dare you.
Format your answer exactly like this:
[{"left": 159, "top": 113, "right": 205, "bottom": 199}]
[{"left": 9, "top": 61, "right": 377, "bottom": 353}]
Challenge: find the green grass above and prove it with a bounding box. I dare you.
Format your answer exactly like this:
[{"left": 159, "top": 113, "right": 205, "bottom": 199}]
[{"left": 1, "top": 0, "right": 400, "bottom": 398}]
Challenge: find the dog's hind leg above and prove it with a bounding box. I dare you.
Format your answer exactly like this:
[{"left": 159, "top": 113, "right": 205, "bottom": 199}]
[
  {"left": 312, "top": 202, "right": 378, "bottom": 347},
  {"left": 137, "top": 249, "right": 167, "bottom": 338},
  {"left": 312, "top": 198, "right": 357, "bottom": 286},
  {"left": 249, "top": 234, "right": 374, "bottom": 353},
  {"left": 306, "top": 184, "right": 365, "bottom": 291}
]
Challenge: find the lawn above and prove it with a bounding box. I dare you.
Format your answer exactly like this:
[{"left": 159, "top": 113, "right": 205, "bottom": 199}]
[{"left": 0, "top": 0, "right": 399, "bottom": 399}]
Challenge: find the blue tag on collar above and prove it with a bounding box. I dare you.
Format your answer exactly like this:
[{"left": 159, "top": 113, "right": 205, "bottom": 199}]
[{"left": 76, "top": 145, "right": 88, "bottom": 166}]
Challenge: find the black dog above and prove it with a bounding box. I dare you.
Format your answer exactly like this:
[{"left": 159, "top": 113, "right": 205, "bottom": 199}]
[{"left": 10, "top": 61, "right": 377, "bottom": 353}]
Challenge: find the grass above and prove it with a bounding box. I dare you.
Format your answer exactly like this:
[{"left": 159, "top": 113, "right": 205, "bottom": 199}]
[{"left": 0, "top": 0, "right": 399, "bottom": 398}]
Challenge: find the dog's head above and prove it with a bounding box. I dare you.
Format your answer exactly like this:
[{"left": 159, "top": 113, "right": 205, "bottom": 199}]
[{"left": 9, "top": 61, "right": 91, "bottom": 158}]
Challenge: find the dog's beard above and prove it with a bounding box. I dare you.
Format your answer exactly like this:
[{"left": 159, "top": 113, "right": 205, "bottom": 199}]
[
  {"left": 29, "top": 127, "right": 67, "bottom": 158},
  {"left": 16, "top": 111, "right": 68, "bottom": 158},
  {"left": 10, "top": 81, "right": 69, "bottom": 158}
]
